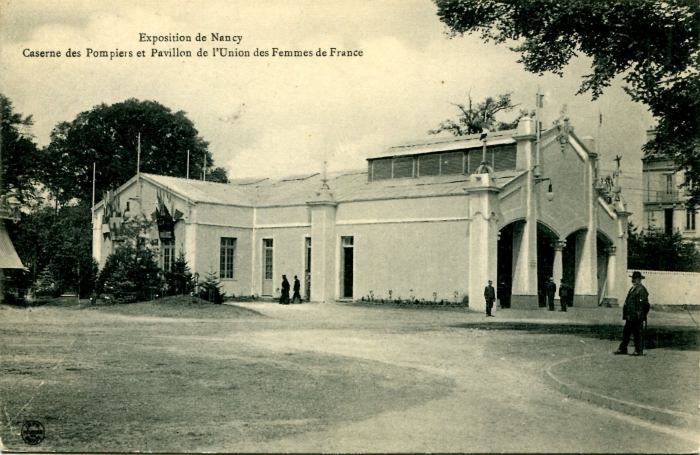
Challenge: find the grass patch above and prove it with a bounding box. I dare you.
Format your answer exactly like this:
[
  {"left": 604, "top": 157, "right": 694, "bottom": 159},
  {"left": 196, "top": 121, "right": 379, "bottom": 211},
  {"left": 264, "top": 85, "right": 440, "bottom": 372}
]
[{"left": 93, "top": 295, "right": 264, "bottom": 319}]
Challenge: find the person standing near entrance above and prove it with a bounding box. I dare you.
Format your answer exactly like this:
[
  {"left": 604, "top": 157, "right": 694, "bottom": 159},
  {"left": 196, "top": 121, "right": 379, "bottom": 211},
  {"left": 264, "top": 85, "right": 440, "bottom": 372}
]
[
  {"left": 291, "top": 275, "right": 302, "bottom": 303},
  {"left": 279, "top": 275, "right": 290, "bottom": 304},
  {"left": 546, "top": 277, "right": 557, "bottom": 311},
  {"left": 614, "top": 271, "right": 650, "bottom": 356},
  {"left": 484, "top": 280, "right": 495, "bottom": 317},
  {"left": 558, "top": 279, "right": 569, "bottom": 312}
]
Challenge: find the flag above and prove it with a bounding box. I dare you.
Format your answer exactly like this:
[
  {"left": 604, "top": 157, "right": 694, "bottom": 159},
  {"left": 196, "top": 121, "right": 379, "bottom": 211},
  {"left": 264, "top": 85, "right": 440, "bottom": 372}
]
[
  {"left": 536, "top": 94, "right": 544, "bottom": 108},
  {"left": 599, "top": 111, "right": 603, "bottom": 125}
]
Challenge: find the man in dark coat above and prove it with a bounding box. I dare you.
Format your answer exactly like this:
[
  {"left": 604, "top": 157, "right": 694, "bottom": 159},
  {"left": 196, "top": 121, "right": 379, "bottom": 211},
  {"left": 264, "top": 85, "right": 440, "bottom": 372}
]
[
  {"left": 614, "top": 271, "right": 650, "bottom": 356},
  {"left": 291, "top": 275, "right": 302, "bottom": 303},
  {"left": 546, "top": 277, "right": 557, "bottom": 311},
  {"left": 484, "top": 280, "right": 496, "bottom": 317},
  {"left": 558, "top": 280, "right": 569, "bottom": 312},
  {"left": 279, "top": 275, "right": 290, "bottom": 304}
]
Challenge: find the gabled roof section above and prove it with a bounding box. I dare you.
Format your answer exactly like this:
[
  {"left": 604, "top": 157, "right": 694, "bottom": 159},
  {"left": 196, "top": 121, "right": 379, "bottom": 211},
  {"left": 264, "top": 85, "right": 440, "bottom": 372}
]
[
  {"left": 142, "top": 173, "right": 254, "bottom": 206},
  {"left": 368, "top": 129, "right": 519, "bottom": 160},
  {"left": 235, "top": 169, "right": 526, "bottom": 206}
]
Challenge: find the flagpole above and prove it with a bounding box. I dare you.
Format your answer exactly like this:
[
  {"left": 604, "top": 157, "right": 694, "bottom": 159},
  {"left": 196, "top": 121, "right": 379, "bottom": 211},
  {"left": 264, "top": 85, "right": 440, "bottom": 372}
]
[
  {"left": 596, "top": 107, "right": 602, "bottom": 181},
  {"left": 137, "top": 133, "right": 141, "bottom": 175},
  {"left": 186, "top": 150, "right": 190, "bottom": 180},
  {"left": 535, "top": 89, "right": 540, "bottom": 175},
  {"left": 202, "top": 153, "right": 206, "bottom": 181},
  {"left": 91, "top": 162, "right": 96, "bottom": 209}
]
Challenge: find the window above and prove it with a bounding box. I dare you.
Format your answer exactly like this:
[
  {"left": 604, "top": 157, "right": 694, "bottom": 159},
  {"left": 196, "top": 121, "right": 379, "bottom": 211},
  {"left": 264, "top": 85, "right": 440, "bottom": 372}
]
[
  {"left": 162, "top": 239, "right": 175, "bottom": 271},
  {"left": 418, "top": 154, "right": 440, "bottom": 176},
  {"left": 492, "top": 145, "right": 517, "bottom": 172},
  {"left": 263, "top": 238, "right": 273, "bottom": 280},
  {"left": 392, "top": 156, "right": 414, "bottom": 178},
  {"left": 467, "top": 149, "right": 483, "bottom": 174},
  {"left": 666, "top": 174, "right": 674, "bottom": 194},
  {"left": 665, "top": 208, "right": 674, "bottom": 235},
  {"left": 372, "top": 159, "right": 392, "bottom": 180},
  {"left": 441, "top": 152, "right": 464, "bottom": 175},
  {"left": 220, "top": 237, "right": 236, "bottom": 279},
  {"left": 687, "top": 209, "right": 696, "bottom": 231}
]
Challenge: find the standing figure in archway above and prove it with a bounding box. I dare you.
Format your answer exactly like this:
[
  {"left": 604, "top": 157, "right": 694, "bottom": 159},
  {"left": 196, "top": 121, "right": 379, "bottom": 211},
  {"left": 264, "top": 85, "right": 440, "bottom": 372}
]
[
  {"left": 484, "top": 280, "right": 495, "bottom": 317},
  {"left": 546, "top": 277, "right": 557, "bottom": 311}
]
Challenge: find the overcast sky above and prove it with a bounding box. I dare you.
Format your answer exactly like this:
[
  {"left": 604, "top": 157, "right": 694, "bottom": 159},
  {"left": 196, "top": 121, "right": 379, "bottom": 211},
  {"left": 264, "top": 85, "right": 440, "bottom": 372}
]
[{"left": 1, "top": 0, "right": 654, "bottom": 219}]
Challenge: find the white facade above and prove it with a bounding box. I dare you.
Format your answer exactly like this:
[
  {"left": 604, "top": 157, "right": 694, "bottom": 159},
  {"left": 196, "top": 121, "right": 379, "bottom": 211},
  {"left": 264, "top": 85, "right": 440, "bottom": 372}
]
[
  {"left": 642, "top": 129, "right": 699, "bottom": 246},
  {"left": 93, "top": 117, "right": 631, "bottom": 311}
]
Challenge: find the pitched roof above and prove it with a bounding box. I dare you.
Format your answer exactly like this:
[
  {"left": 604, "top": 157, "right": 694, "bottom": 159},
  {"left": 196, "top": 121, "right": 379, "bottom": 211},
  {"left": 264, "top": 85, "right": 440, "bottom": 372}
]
[
  {"left": 369, "top": 129, "right": 519, "bottom": 159},
  {"left": 142, "top": 173, "right": 254, "bottom": 206},
  {"left": 0, "top": 226, "right": 24, "bottom": 269}
]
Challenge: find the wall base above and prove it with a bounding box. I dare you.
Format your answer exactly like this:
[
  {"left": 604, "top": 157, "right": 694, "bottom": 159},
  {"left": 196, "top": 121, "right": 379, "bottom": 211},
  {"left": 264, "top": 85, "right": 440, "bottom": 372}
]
[
  {"left": 510, "top": 294, "right": 539, "bottom": 310},
  {"left": 574, "top": 295, "right": 599, "bottom": 308}
]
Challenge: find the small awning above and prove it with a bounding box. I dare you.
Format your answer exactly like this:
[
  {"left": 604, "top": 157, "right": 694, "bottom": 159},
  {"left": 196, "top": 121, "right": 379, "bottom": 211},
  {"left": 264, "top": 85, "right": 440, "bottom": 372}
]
[{"left": 0, "top": 226, "right": 24, "bottom": 269}]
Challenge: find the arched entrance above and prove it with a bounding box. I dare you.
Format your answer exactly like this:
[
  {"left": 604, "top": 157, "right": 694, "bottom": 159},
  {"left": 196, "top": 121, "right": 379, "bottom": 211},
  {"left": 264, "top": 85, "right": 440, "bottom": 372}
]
[{"left": 497, "top": 220, "right": 559, "bottom": 309}]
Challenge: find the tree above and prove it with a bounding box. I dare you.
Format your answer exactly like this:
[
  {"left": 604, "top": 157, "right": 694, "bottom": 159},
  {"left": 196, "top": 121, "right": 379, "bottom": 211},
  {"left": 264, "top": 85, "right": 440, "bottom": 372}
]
[
  {"left": 8, "top": 202, "right": 98, "bottom": 297},
  {"left": 0, "top": 94, "right": 42, "bottom": 206},
  {"left": 429, "top": 92, "right": 532, "bottom": 136},
  {"left": 197, "top": 269, "right": 226, "bottom": 304},
  {"left": 164, "top": 251, "right": 194, "bottom": 296},
  {"left": 97, "top": 214, "right": 163, "bottom": 303},
  {"left": 43, "top": 98, "right": 226, "bottom": 205},
  {"left": 628, "top": 223, "right": 700, "bottom": 272},
  {"left": 434, "top": 0, "right": 700, "bottom": 205}
]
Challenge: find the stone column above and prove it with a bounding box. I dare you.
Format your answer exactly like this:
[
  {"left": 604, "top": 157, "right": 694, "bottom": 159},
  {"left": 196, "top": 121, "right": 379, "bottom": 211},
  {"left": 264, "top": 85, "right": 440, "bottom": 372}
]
[
  {"left": 510, "top": 115, "right": 539, "bottom": 309},
  {"left": 552, "top": 239, "right": 565, "bottom": 305},
  {"left": 574, "top": 153, "right": 599, "bottom": 307},
  {"left": 307, "top": 185, "right": 338, "bottom": 303},
  {"left": 466, "top": 172, "right": 502, "bottom": 313},
  {"left": 604, "top": 246, "right": 618, "bottom": 307}
]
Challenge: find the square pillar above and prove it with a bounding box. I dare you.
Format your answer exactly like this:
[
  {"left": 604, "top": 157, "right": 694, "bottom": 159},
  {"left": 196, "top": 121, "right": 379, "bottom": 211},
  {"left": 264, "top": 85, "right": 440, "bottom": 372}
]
[
  {"left": 307, "top": 186, "right": 337, "bottom": 303},
  {"left": 466, "top": 173, "right": 501, "bottom": 312}
]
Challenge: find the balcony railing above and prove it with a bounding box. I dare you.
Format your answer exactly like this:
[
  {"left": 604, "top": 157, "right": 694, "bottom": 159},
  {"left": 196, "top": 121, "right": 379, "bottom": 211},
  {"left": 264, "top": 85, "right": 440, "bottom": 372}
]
[{"left": 645, "top": 190, "right": 681, "bottom": 203}]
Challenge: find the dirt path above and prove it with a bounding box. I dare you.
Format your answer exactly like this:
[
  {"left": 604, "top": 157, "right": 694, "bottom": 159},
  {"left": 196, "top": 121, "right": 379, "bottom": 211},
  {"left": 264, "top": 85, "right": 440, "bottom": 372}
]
[{"left": 1, "top": 302, "right": 696, "bottom": 452}]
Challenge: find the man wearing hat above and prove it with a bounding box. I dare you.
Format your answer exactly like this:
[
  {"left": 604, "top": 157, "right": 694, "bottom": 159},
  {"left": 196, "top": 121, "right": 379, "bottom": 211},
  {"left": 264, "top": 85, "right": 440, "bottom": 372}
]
[{"left": 614, "top": 271, "right": 650, "bottom": 356}]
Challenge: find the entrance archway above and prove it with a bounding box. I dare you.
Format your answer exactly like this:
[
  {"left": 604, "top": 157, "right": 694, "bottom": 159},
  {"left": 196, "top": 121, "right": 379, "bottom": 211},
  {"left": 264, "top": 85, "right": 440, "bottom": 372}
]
[
  {"left": 537, "top": 223, "right": 558, "bottom": 307},
  {"left": 497, "top": 221, "right": 559, "bottom": 309}
]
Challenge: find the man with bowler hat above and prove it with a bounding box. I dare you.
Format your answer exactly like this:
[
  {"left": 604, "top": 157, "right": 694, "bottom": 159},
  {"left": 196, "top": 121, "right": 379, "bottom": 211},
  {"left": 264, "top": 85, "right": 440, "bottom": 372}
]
[
  {"left": 546, "top": 277, "right": 557, "bottom": 311},
  {"left": 614, "top": 271, "right": 650, "bottom": 356},
  {"left": 484, "top": 280, "right": 495, "bottom": 317}
]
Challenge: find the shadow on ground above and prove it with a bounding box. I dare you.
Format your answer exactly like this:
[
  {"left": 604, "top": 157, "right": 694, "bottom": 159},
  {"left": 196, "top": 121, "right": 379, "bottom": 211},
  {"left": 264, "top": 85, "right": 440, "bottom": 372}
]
[{"left": 450, "top": 321, "right": 699, "bottom": 351}]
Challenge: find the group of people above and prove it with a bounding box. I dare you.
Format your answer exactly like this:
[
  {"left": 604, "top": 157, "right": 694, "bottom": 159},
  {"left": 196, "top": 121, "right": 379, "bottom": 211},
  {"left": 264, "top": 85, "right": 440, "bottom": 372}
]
[
  {"left": 484, "top": 271, "right": 651, "bottom": 357},
  {"left": 545, "top": 277, "right": 572, "bottom": 312},
  {"left": 278, "top": 275, "right": 303, "bottom": 304}
]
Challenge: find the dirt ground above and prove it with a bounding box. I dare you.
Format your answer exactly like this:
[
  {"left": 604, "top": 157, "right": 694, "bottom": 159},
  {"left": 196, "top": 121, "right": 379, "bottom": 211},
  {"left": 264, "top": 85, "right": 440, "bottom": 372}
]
[{"left": 0, "top": 298, "right": 697, "bottom": 452}]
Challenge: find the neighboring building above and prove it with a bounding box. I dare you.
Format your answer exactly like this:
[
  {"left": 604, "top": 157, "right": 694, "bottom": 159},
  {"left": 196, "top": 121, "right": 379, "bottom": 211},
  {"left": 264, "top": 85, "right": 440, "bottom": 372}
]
[
  {"left": 0, "top": 194, "right": 25, "bottom": 302},
  {"left": 642, "top": 129, "right": 698, "bottom": 246},
  {"left": 92, "top": 116, "right": 631, "bottom": 311}
]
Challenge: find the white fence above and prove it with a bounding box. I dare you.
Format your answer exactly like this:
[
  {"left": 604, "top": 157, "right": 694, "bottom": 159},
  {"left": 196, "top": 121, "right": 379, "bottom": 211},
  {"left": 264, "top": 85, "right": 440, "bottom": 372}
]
[{"left": 628, "top": 270, "right": 700, "bottom": 305}]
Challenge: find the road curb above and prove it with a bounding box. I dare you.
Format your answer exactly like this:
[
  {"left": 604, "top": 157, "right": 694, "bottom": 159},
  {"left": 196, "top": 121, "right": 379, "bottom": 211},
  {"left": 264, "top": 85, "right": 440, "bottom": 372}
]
[{"left": 544, "top": 355, "right": 700, "bottom": 429}]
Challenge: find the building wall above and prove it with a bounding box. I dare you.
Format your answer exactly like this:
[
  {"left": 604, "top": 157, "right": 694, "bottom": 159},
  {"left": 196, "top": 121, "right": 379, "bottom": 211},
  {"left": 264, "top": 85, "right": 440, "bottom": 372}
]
[
  {"left": 537, "top": 135, "right": 591, "bottom": 239},
  {"left": 334, "top": 195, "right": 470, "bottom": 301},
  {"left": 193, "top": 224, "right": 253, "bottom": 297},
  {"left": 628, "top": 270, "right": 700, "bottom": 305},
  {"left": 338, "top": 220, "right": 469, "bottom": 302},
  {"left": 250, "top": 226, "right": 311, "bottom": 297}
]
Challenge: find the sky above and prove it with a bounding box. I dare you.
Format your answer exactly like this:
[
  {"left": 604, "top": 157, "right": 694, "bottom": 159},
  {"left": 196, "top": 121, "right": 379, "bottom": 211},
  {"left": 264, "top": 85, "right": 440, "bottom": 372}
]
[{"left": 0, "top": 0, "right": 654, "bottom": 220}]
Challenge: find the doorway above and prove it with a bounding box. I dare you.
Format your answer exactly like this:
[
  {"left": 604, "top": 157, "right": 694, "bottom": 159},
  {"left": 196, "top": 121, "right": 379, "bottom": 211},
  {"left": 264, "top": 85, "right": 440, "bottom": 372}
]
[
  {"left": 340, "top": 236, "right": 354, "bottom": 299},
  {"left": 262, "top": 238, "right": 273, "bottom": 296},
  {"left": 305, "top": 237, "right": 311, "bottom": 301}
]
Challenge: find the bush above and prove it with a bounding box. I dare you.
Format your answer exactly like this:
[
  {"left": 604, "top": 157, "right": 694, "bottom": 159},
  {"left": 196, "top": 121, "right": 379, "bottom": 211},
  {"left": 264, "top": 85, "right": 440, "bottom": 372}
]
[
  {"left": 197, "top": 270, "right": 226, "bottom": 304},
  {"left": 164, "top": 251, "right": 194, "bottom": 296},
  {"left": 97, "top": 216, "right": 163, "bottom": 303}
]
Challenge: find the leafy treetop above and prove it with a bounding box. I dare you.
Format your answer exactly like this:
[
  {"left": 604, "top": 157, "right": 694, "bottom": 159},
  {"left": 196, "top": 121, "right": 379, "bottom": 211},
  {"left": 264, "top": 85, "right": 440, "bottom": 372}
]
[{"left": 434, "top": 0, "right": 700, "bottom": 205}]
